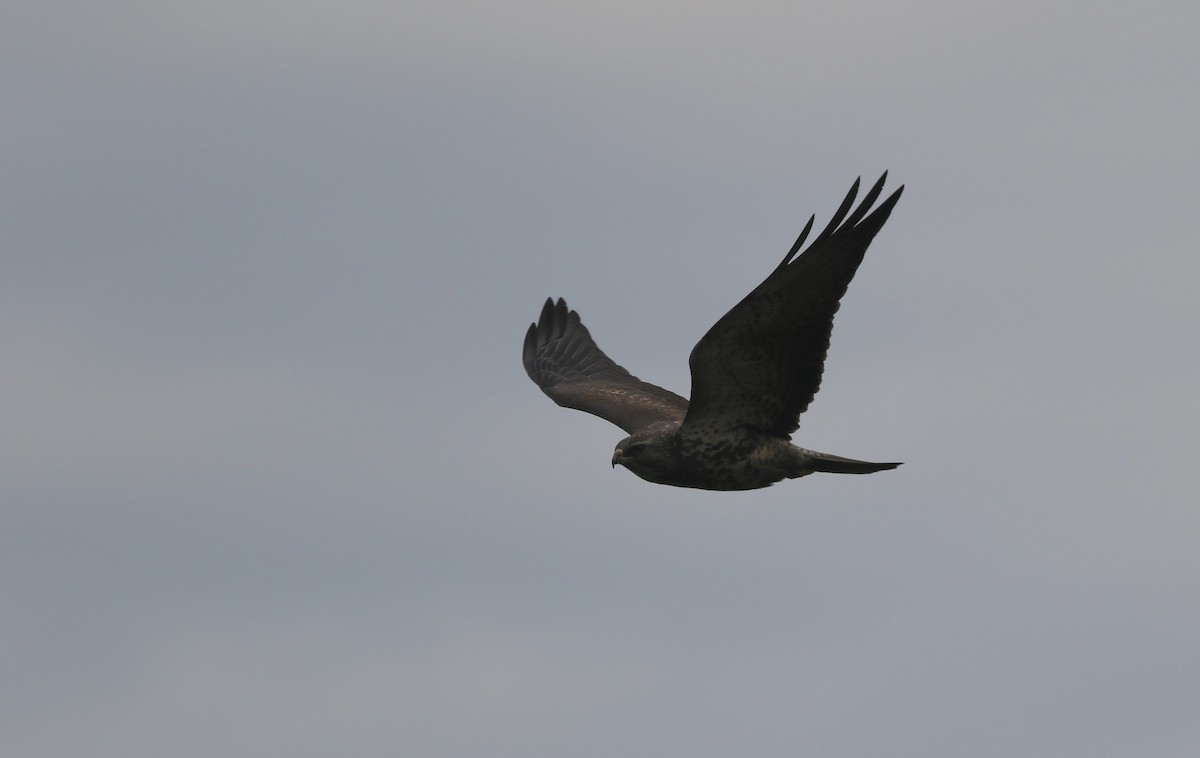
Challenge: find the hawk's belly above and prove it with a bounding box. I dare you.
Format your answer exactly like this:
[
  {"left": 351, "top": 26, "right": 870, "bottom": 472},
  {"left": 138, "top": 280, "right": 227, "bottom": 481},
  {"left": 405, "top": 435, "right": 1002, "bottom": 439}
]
[{"left": 651, "top": 436, "right": 811, "bottom": 491}]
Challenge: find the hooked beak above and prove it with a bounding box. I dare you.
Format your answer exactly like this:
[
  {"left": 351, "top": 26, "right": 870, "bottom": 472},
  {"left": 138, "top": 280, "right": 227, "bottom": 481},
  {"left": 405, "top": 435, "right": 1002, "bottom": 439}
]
[{"left": 611, "top": 448, "right": 623, "bottom": 469}]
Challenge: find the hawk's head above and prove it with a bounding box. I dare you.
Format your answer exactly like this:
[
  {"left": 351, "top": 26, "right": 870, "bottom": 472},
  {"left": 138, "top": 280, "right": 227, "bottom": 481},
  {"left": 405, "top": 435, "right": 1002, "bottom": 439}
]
[{"left": 611, "top": 423, "right": 681, "bottom": 484}]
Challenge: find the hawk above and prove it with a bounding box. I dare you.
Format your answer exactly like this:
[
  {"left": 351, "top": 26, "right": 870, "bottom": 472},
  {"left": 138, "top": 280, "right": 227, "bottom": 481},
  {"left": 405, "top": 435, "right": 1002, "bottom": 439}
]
[{"left": 523, "top": 174, "right": 903, "bottom": 491}]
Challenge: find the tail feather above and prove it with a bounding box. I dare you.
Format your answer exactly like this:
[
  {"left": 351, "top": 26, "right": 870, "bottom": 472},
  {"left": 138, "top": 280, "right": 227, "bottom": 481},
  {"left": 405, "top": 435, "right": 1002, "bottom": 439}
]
[{"left": 803, "top": 450, "right": 902, "bottom": 475}]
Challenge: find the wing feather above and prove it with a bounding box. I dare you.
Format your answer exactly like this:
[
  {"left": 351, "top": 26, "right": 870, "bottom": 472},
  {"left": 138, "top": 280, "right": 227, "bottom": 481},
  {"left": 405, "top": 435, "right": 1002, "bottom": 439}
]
[
  {"left": 523, "top": 298, "right": 688, "bottom": 434},
  {"left": 682, "top": 174, "right": 903, "bottom": 439}
]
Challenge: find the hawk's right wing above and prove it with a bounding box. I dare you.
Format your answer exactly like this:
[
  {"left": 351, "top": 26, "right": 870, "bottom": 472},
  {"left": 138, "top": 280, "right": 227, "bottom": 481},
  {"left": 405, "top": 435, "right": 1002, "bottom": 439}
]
[{"left": 523, "top": 298, "right": 688, "bottom": 434}]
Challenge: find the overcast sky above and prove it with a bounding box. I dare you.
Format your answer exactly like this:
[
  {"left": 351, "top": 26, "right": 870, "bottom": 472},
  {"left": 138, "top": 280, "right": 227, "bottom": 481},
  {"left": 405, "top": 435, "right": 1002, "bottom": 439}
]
[{"left": 4, "top": 2, "right": 1199, "bottom": 756}]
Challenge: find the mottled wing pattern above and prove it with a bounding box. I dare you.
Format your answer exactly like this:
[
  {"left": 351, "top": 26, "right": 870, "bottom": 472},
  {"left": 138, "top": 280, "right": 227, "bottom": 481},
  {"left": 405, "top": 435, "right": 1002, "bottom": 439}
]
[
  {"left": 524, "top": 298, "right": 689, "bottom": 434},
  {"left": 682, "top": 174, "right": 903, "bottom": 440}
]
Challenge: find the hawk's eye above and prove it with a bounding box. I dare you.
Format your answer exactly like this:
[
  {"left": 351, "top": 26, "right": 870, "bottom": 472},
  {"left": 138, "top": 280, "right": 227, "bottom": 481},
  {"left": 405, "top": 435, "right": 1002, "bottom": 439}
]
[{"left": 625, "top": 443, "right": 644, "bottom": 455}]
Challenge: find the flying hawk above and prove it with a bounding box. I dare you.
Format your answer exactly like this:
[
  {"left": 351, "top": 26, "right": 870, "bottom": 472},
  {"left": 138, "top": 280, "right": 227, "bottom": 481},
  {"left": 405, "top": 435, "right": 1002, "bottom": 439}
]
[{"left": 523, "top": 174, "right": 903, "bottom": 491}]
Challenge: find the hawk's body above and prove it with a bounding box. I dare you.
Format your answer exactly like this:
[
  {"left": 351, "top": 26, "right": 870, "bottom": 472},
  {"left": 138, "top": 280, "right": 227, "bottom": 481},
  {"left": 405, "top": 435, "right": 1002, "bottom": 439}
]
[{"left": 523, "top": 174, "right": 903, "bottom": 491}]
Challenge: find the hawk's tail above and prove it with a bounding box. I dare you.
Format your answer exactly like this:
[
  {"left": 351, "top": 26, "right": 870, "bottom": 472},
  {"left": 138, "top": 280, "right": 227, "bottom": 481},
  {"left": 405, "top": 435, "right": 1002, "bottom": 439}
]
[{"left": 799, "top": 450, "right": 902, "bottom": 476}]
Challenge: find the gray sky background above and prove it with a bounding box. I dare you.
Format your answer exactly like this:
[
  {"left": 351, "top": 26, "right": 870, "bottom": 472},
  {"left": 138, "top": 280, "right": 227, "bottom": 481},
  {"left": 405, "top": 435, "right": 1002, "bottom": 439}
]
[{"left": 5, "top": 2, "right": 1199, "bottom": 756}]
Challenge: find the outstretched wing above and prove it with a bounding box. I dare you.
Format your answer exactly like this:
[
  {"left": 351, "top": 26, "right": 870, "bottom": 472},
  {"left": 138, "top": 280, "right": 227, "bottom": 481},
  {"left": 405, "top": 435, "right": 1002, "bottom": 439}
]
[
  {"left": 523, "top": 298, "right": 689, "bottom": 434},
  {"left": 682, "top": 174, "right": 903, "bottom": 439}
]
